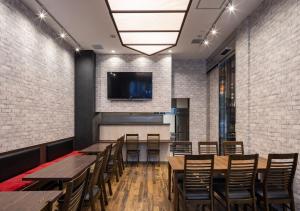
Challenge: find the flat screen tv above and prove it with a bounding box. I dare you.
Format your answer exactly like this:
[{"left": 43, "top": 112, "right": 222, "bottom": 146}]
[{"left": 107, "top": 72, "right": 152, "bottom": 100}]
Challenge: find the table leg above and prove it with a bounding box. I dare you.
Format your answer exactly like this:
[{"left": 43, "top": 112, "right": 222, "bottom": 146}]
[
  {"left": 168, "top": 162, "right": 171, "bottom": 200},
  {"left": 174, "top": 173, "right": 178, "bottom": 211}
]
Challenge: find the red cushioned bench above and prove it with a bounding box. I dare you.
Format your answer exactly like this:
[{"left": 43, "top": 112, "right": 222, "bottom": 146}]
[{"left": 0, "top": 151, "right": 81, "bottom": 191}]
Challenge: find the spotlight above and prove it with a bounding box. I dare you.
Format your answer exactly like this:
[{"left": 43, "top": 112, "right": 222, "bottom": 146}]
[
  {"left": 75, "top": 48, "right": 80, "bottom": 52},
  {"left": 60, "top": 32, "right": 66, "bottom": 39},
  {"left": 168, "top": 50, "right": 172, "bottom": 53},
  {"left": 111, "top": 50, "right": 116, "bottom": 53},
  {"left": 227, "top": 3, "right": 236, "bottom": 13},
  {"left": 38, "top": 11, "right": 46, "bottom": 20},
  {"left": 204, "top": 40, "right": 209, "bottom": 46},
  {"left": 211, "top": 28, "right": 217, "bottom": 35}
]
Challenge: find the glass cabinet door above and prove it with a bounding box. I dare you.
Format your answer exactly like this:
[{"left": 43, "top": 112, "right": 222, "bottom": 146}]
[{"left": 219, "top": 55, "right": 236, "bottom": 153}]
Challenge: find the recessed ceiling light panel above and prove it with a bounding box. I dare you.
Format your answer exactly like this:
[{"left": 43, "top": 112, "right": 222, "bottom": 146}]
[
  {"left": 120, "top": 32, "right": 178, "bottom": 45},
  {"left": 107, "top": 0, "right": 190, "bottom": 11},
  {"left": 105, "top": 0, "right": 192, "bottom": 55},
  {"left": 113, "top": 13, "right": 185, "bottom": 31}
]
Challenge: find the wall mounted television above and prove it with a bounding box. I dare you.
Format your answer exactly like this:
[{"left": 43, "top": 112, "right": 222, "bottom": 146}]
[{"left": 107, "top": 72, "right": 152, "bottom": 100}]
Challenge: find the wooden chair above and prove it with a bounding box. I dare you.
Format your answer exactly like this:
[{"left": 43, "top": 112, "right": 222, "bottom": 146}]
[
  {"left": 100, "top": 144, "right": 112, "bottom": 205},
  {"left": 58, "top": 168, "right": 90, "bottom": 211},
  {"left": 116, "top": 136, "right": 125, "bottom": 176},
  {"left": 198, "top": 141, "right": 218, "bottom": 155},
  {"left": 256, "top": 153, "right": 298, "bottom": 211},
  {"left": 214, "top": 154, "right": 259, "bottom": 211},
  {"left": 126, "top": 134, "right": 140, "bottom": 163},
  {"left": 147, "top": 134, "right": 160, "bottom": 164},
  {"left": 83, "top": 154, "right": 105, "bottom": 211},
  {"left": 106, "top": 142, "right": 121, "bottom": 182},
  {"left": 176, "top": 155, "right": 215, "bottom": 211},
  {"left": 172, "top": 142, "right": 192, "bottom": 156},
  {"left": 223, "top": 141, "right": 244, "bottom": 155}
]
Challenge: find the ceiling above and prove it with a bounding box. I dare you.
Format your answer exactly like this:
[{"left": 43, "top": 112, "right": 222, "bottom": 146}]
[{"left": 22, "top": 0, "right": 263, "bottom": 59}]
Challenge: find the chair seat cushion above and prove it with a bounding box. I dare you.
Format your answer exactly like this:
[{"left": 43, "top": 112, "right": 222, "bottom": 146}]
[
  {"left": 214, "top": 184, "right": 252, "bottom": 199},
  {"left": 176, "top": 178, "right": 210, "bottom": 200},
  {"left": 0, "top": 151, "right": 81, "bottom": 191},
  {"left": 84, "top": 186, "right": 100, "bottom": 201},
  {"left": 256, "top": 187, "right": 289, "bottom": 199}
]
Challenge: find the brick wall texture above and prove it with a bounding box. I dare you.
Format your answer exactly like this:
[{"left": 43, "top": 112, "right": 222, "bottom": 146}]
[
  {"left": 96, "top": 55, "right": 172, "bottom": 112},
  {"left": 172, "top": 59, "right": 207, "bottom": 154},
  {"left": 207, "top": 67, "right": 219, "bottom": 143},
  {"left": 235, "top": 0, "right": 300, "bottom": 207},
  {"left": 0, "top": 0, "right": 74, "bottom": 153}
]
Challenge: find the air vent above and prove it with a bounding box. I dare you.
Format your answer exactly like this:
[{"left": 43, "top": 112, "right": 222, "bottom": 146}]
[
  {"left": 92, "top": 44, "right": 103, "bottom": 50},
  {"left": 191, "top": 39, "right": 202, "bottom": 44},
  {"left": 220, "top": 48, "right": 231, "bottom": 55}
]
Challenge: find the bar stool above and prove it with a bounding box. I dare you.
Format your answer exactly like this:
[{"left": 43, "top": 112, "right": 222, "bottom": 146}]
[
  {"left": 147, "top": 134, "right": 160, "bottom": 164},
  {"left": 126, "top": 134, "right": 140, "bottom": 164}
]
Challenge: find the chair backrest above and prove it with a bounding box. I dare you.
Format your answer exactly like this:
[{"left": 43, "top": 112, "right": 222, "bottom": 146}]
[
  {"left": 117, "top": 135, "right": 125, "bottom": 152},
  {"left": 183, "top": 155, "right": 214, "bottom": 198},
  {"left": 226, "top": 154, "right": 258, "bottom": 196},
  {"left": 89, "top": 154, "right": 104, "bottom": 190},
  {"left": 223, "top": 141, "right": 244, "bottom": 155},
  {"left": 172, "top": 142, "right": 192, "bottom": 156},
  {"left": 198, "top": 141, "right": 218, "bottom": 155},
  {"left": 147, "top": 134, "right": 160, "bottom": 150},
  {"left": 103, "top": 144, "right": 112, "bottom": 172},
  {"left": 126, "top": 134, "right": 139, "bottom": 150},
  {"left": 60, "top": 168, "right": 90, "bottom": 211},
  {"left": 263, "top": 153, "right": 298, "bottom": 193}
]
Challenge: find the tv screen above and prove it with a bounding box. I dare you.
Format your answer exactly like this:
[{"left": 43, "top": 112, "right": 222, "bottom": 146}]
[{"left": 107, "top": 72, "right": 152, "bottom": 100}]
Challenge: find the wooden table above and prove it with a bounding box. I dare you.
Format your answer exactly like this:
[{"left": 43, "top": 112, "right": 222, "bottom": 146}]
[
  {"left": 80, "top": 143, "right": 113, "bottom": 154},
  {"left": 23, "top": 155, "right": 96, "bottom": 182},
  {"left": 0, "top": 191, "right": 62, "bottom": 211},
  {"left": 167, "top": 155, "right": 268, "bottom": 200}
]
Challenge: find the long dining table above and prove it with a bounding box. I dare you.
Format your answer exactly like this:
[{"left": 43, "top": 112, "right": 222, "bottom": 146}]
[
  {"left": 0, "top": 191, "right": 63, "bottom": 211},
  {"left": 23, "top": 155, "right": 96, "bottom": 182},
  {"left": 167, "top": 155, "right": 268, "bottom": 201}
]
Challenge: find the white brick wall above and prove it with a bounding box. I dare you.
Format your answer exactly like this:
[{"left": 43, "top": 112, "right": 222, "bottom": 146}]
[
  {"left": 0, "top": 0, "right": 74, "bottom": 153},
  {"left": 236, "top": 0, "right": 300, "bottom": 207},
  {"left": 207, "top": 67, "right": 219, "bottom": 143},
  {"left": 96, "top": 54, "right": 172, "bottom": 112},
  {"left": 172, "top": 59, "right": 207, "bottom": 154}
]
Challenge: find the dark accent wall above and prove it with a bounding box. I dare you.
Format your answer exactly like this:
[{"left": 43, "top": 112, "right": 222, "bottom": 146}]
[{"left": 75, "top": 51, "right": 96, "bottom": 149}]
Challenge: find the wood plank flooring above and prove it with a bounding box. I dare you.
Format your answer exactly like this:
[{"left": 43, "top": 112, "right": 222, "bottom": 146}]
[{"left": 106, "top": 163, "right": 172, "bottom": 211}]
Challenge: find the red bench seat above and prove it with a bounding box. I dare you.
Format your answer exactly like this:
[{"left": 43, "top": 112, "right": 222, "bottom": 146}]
[{"left": 0, "top": 151, "right": 82, "bottom": 191}]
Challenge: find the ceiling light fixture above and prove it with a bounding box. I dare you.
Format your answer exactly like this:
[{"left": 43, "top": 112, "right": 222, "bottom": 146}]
[
  {"left": 168, "top": 50, "right": 172, "bottom": 53},
  {"left": 38, "top": 11, "right": 46, "bottom": 20},
  {"left": 75, "top": 48, "right": 80, "bottom": 52},
  {"left": 204, "top": 40, "right": 209, "bottom": 46},
  {"left": 105, "top": 0, "right": 192, "bottom": 56},
  {"left": 211, "top": 28, "right": 217, "bottom": 35},
  {"left": 111, "top": 50, "right": 116, "bottom": 53},
  {"left": 227, "top": 3, "right": 236, "bottom": 13},
  {"left": 59, "top": 32, "right": 66, "bottom": 39}
]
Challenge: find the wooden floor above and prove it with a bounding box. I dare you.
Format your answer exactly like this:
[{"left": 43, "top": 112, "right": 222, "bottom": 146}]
[
  {"left": 106, "top": 163, "right": 172, "bottom": 211},
  {"left": 86, "top": 164, "right": 283, "bottom": 211}
]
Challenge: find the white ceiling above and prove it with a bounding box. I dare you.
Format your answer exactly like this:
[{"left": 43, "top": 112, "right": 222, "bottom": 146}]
[{"left": 22, "top": 0, "right": 263, "bottom": 59}]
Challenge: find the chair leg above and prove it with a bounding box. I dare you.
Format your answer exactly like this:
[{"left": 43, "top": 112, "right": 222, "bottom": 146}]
[
  {"left": 290, "top": 196, "right": 296, "bottom": 211},
  {"left": 99, "top": 192, "right": 106, "bottom": 211},
  {"left": 253, "top": 199, "right": 257, "bottom": 211},
  {"left": 115, "top": 166, "right": 119, "bottom": 182},
  {"left": 107, "top": 180, "right": 113, "bottom": 195},
  {"left": 121, "top": 152, "right": 125, "bottom": 170},
  {"left": 90, "top": 197, "right": 96, "bottom": 211},
  {"left": 264, "top": 199, "right": 269, "bottom": 211},
  {"left": 101, "top": 179, "right": 108, "bottom": 205}
]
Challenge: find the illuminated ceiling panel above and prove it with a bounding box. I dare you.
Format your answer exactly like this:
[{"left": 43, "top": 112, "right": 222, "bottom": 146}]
[
  {"left": 113, "top": 13, "right": 185, "bottom": 31},
  {"left": 105, "top": 0, "right": 192, "bottom": 55},
  {"left": 107, "top": 0, "right": 191, "bottom": 11}
]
